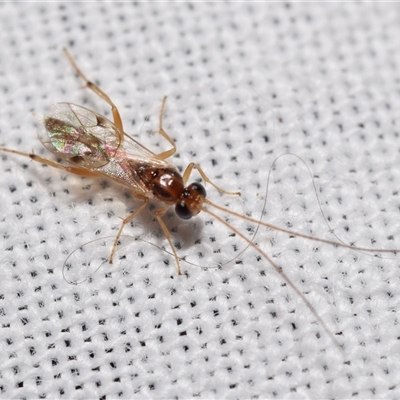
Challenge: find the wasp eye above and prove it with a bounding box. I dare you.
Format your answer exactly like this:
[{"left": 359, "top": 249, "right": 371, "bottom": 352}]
[
  {"left": 190, "top": 183, "right": 206, "bottom": 198},
  {"left": 175, "top": 182, "right": 206, "bottom": 220},
  {"left": 175, "top": 201, "right": 193, "bottom": 220}
]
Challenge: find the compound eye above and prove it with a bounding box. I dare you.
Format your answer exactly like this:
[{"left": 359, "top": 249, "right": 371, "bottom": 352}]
[
  {"left": 190, "top": 182, "right": 206, "bottom": 198},
  {"left": 175, "top": 201, "right": 193, "bottom": 220}
]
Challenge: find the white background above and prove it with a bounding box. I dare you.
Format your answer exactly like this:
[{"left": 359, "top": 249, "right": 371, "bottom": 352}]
[{"left": 1, "top": 3, "right": 400, "bottom": 399}]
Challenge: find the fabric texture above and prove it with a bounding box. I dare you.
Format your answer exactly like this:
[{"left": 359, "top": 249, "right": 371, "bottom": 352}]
[{"left": 1, "top": 3, "right": 400, "bottom": 399}]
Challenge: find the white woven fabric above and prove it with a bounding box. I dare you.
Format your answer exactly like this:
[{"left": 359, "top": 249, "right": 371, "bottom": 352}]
[{"left": 1, "top": 3, "right": 400, "bottom": 399}]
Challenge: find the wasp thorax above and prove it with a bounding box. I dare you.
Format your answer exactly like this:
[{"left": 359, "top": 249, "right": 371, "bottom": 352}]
[
  {"left": 138, "top": 167, "right": 184, "bottom": 202},
  {"left": 175, "top": 182, "right": 207, "bottom": 220}
]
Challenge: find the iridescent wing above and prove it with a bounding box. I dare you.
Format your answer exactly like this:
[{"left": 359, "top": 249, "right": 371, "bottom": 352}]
[
  {"left": 37, "top": 103, "right": 177, "bottom": 195},
  {"left": 38, "top": 103, "right": 123, "bottom": 169}
]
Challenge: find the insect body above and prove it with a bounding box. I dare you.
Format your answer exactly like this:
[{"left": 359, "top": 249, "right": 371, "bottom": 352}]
[
  {"left": 36, "top": 99, "right": 215, "bottom": 275},
  {"left": 1, "top": 50, "right": 398, "bottom": 350},
  {"left": 2, "top": 49, "right": 235, "bottom": 277}
]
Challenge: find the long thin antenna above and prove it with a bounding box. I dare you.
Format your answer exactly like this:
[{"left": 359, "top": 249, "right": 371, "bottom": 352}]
[{"left": 201, "top": 204, "right": 345, "bottom": 353}]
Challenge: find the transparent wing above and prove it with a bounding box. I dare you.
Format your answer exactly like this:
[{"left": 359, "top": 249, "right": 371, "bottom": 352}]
[
  {"left": 37, "top": 103, "right": 176, "bottom": 195},
  {"left": 37, "top": 103, "right": 123, "bottom": 169}
]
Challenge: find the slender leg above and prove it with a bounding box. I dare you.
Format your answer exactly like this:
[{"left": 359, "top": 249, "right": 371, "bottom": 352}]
[
  {"left": 0, "top": 147, "right": 100, "bottom": 178},
  {"left": 109, "top": 199, "right": 149, "bottom": 264},
  {"left": 65, "top": 50, "right": 177, "bottom": 160},
  {"left": 155, "top": 96, "right": 177, "bottom": 160},
  {"left": 154, "top": 207, "right": 182, "bottom": 275},
  {"left": 111, "top": 199, "right": 183, "bottom": 274},
  {"left": 182, "top": 162, "right": 241, "bottom": 196},
  {"left": 63, "top": 49, "right": 124, "bottom": 136}
]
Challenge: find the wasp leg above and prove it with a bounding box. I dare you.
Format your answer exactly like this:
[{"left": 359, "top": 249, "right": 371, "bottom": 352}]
[
  {"left": 154, "top": 96, "right": 177, "bottom": 160},
  {"left": 0, "top": 148, "right": 100, "bottom": 177},
  {"left": 154, "top": 206, "right": 182, "bottom": 275},
  {"left": 182, "top": 162, "right": 241, "bottom": 196},
  {"left": 111, "top": 199, "right": 183, "bottom": 275},
  {"left": 63, "top": 49, "right": 124, "bottom": 139},
  {"left": 109, "top": 199, "right": 149, "bottom": 264}
]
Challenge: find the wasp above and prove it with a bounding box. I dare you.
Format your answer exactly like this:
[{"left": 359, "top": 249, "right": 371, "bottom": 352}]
[{"left": 1, "top": 50, "right": 398, "bottom": 350}]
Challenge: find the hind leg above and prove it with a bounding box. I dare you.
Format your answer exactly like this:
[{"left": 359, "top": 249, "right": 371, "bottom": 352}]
[{"left": 64, "top": 49, "right": 124, "bottom": 139}]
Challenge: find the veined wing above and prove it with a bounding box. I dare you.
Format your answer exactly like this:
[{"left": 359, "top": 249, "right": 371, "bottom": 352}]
[
  {"left": 38, "top": 103, "right": 125, "bottom": 169},
  {"left": 37, "top": 103, "right": 178, "bottom": 195}
]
